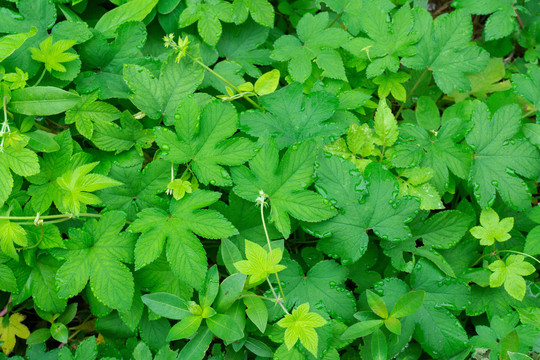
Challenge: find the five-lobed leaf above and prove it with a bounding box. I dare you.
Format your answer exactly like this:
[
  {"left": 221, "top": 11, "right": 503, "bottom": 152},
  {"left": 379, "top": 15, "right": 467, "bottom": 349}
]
[
  {"left": 155, "top": 99, "right": 255, "bottom": 187},
  {"left": 470, "top": 208, "right": 514, "bottom": 246},
  {"left": 231, "top": 138, "right": 337, "bottom": 239},
  {"left": 488, "top": 255, "right": 536, "bottom": 301},
  {"left": 129, "top": 190, "right": 237, "bottom": 290}
]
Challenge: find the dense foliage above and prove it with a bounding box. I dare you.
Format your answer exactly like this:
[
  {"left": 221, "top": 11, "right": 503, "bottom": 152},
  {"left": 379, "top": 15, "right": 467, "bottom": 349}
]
[{"left": 0, "top": 0, "right": 539, "bottom": 359}]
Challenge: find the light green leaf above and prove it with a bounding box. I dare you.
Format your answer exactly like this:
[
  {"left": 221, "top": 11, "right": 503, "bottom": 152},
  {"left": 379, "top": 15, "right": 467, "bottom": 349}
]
[
  {"left": 234, "top": 240, "right": 286, "bottom": 287},
  {"left": 488, "top": 255, "right": 536, "bottom": 301},
  {"left": 9, "top": 87, "right": 80, "bottom": 116},
  {"left": 0, "top": 27, "right": 37, "bottom": 62},
  {"left": 95, "top": 0, "right": 159, "bottom": 38},
  {"left": 470, "top": 208, "right": 514, "bottom": 246},
  {"left": 167, "top": 315, "right": 202, "bottom": 341},
  {"left": 277, "top": 303, "right": 327, "bottom": 357},
  {"left": 373, "top": 99, "right": 398, "bottom": 148},
  {"left": 141, "top": 293, "right": 191, "bottom": 320}
]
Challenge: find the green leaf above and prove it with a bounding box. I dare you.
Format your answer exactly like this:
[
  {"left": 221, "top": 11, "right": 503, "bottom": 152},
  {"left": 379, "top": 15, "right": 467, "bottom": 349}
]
[
  {"left": 524, "top": 225, "right": 540, "bottom": 256},
  {"left": 488, "top": 255, "right": 536, "bottom": 301},
  {"left": 232, "top": 0, "right": 274, "bottom": 27},
  {"left": 306, "top": 156, "right": 419, "bottom": 264},
  {"left": 98, "top": 158, "right": 169, "bottom": 221},
  {"left": 240, "top": 83, "right": 341, "bottom": 150},
  {"left": 415, "top": 96, "right": 440, "bottom": 131},
  {"left": 167, "top": 315, "right": 202, "bottom": 341},
  {"left": 277, "top": 303, "right": 327, "bottom": 357},
  {"left": 129, "top": 190, "right": 237, "bottom": 290},
  {"left": 452, "top": 0, "right": 517, "bottom": 40},
  {"left": 176, "top": 326, "right": 213, "bottom": 359},
  {"left": 0, "top": 263, "right": 17, "bottom": 293},
  {"left": 271, "top": 12, "right": 350, "bottom": 82},
  {"left": 465, "top": 103, "right": 540, "bottom": 210},
  {"left": 373, "top": 99, "right": 398, "bottom": 148},
  {"left": 366, "top": 290, "right": 388, "bottom": 319},
  {"left": 243, "top": 296, "right": 268, "bottom": 333},
  {"left": 470, "top": 208, "right": 514, "bottom": 246},
  {"left": 179, "top": 0, "right": 234, "bottom": 46},
  {"left": 65, "top": 93, "right": 121, "bottom": 139},
  {"left": 123, "top": 54, "right": 204, "bottom": 124},
  {"left": 371, "top": 328, "right": 387, "bottom": 360},
  {"left": 141, "top": 293, "right": 191, "bottom": 320},
  {"left": 76, "top": 22, "right": 147, "bottom": 99},
  {"left": 92, "top": 111, "right": 154, "bottom": 154},
  {"left": 512, "top": 66, "right": 540, "bottom": 119},
  {"left": 341, "top": 319, "right": 383, "bottom": 340},
  {"left": 343, "top": 3, "right": 420, "bottom": 78},
  {"left": 0, "top": 27, "right": 37, "bottom": 62},
  {"left": 55, "top": 212, "right": 136, "bottom": 312},
  {"left": 231, "top": 138, "right": 336, "bottom": 238},
  {"left": 254, "top": 69, "right": 280, "bottom": 96},
  {"left": 217, "top": 20, "right": 272, "bottom": 78},
  {"left": 206, "top": 314, "right": 244, "bottom": 341},
  {"left": 30, "top": 36, "right": 78, "bottom": 73},
  {"left": 0, "top": 219, "right": 27, "bottom": 260},
  {"left": 372, "top": 71, "right": 410, "bottom": 102},
  {"left": 155, "top": 99, "right": 255, "bottom": 187},
  {"left": 392, "top": 119, "right": 473, "bottom": 195},
  {"left": 234, "top": 240, "right": 286, "bottom": 287},
  {"left": 50, "top": 323, "right": 68, "bottom": 343},
  {"left": 279, "top": 259, "right": 356, "bottom": 321},
  {"left": 402, "top": 9, "right": 489, "bottom": 93},
  {"left": 8, "top": 87, "right": 80, "bottom": 116},
  {"left": 95, "top": 0, "right": 159, "bottom": 38},
  {"left": 213, "top": 273, "right": 247, "bottom": 312},
  {"left": 0, "top": 145, "right": 39, "bottom": 206},
  {"left": 56, "top": 162, "right": 122, "bottom": 216},
  {"left": 375, "top": 260, "right": 471, "bottom": 358},
  {"left": 389, "top": 291, "right": 425, "bottom": 318}
]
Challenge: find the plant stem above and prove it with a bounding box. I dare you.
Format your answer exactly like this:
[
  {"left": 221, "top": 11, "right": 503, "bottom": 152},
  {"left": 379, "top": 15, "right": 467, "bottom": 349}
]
[
  {"left": 327, "top": 11, "right": 344, "bottom": 28},
  {"left": 188, "top": 54, "right": 264, "bottom": 111},
  {"left": 266, "top": 277, "right": 290, "bottom": 315},
  {"left": 497, "top": 250, "right": 540, "bottom": 265},
  {"left": 32, "top": 67, "right": 47, "bottom": 87},
  {"left": 395, "top": 69, "right": 429, "bottom": 119},
  {"left": 260, "top": 204, "right": 287, "bottom": 302}
]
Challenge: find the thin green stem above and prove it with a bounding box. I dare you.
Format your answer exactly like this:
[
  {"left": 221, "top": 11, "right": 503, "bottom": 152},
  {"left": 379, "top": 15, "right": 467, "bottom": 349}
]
[
  {"left": 19, "top": 226, "right": 44, "bottom": 250},
  {"left": 266, "top": 277, "right": 290, "bottom": 315},
  {"left": 0, "top": 213, "right": 100, "bottom": 221},
  {"left": 523, "top": 109, "right": 536, "bottom": 118},
  {"left": 497, "top": 250, "right": 540, "bottom": 265},
  {"left": 395, "top": 69, "right": 429, "bottom": 119},
  {"left": 188, "top": 54, "right": 264, "bottom": 110},
  {"left": 32, "top": 67, "right": 47, "bottom": 87},
  {"left": 260, "top": 203, "right": 286, "bottom": 302}
]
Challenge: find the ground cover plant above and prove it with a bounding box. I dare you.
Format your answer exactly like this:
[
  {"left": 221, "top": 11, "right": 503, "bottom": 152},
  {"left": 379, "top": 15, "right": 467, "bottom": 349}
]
[{"left": 0, "top": 0, "right": 538, "bottom": 359}]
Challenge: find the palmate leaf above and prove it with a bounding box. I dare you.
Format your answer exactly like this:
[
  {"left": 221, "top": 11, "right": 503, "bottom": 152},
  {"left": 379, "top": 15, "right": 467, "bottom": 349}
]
[
  {"left": 65, "top": 92, "right": 121, "bottom": 139},
  {"left": 155, "top": 99, "right": 255, "bottom": 186},
  {"left": 278, "top": 259, "right": 356, "bottom": 321},
  {"left": 231, "top": 138, "right": 336, "bottom": 239},
  {"left": 179, "top": 0, "right": 234, "bottom": 46},
  {"left": 305, "top": 155, "right": 419, "bottom": 264},
  {"left": 129, "top": 190, "right": 237, "bottom": 290},
  {"left": 239, "top": 82, "right": 343, "bottom": 150},
  {"left": 98, "top": 158, "right": 169, "bottom": 222},
  {"left": 92, "top": 111, "right": 154, "bottom": 154},
  {"left": 123, "top": 53, "right": 204, "bottom": 124},
  {"left": 465, "top": 103, "right": 540, "bottom": 210},
  {"left": 401, "top": 9, "right": 489, "bottom": 94},
  {"left": 271, "top": 12, "right": 350, "bottom": 82},
  {"left": 77, "top": 21, "right": 148, "bottom": 99},
  {"left": 343, "top": 3, "right": 421, "bottom": 78},
  {"left": 54, "top": 211, "right": 136, "bottom": 312}
]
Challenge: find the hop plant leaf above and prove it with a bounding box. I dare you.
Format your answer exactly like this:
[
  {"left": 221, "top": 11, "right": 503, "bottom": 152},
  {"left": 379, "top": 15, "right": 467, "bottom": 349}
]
[
  {"left": 129, "top": 190, "right": 238, "bottom": 290},
  {"left": 179, "top": 0, "right": 234, "bottom": 46},
  {"left": 30, "top": 36, "right": 79, "bottom": 72},
  {"left": 465, "top": 103, "right": 540, "bottom": 210},
  {"left": 277, "top": 303, "right": 327, "bottom": 357},
  {"left": 55, "top": 211, "right": 136, "bottom": 311},
  {"left": 488, "top": 255, "right": 536, "bottom": 301},
  {"left": 234, "top": 239, "right": 286, "bottom": 287},
  {"left": 0, "top": 313, "right": 30, "bottom": 355},
  {"left": 56, "top": 162, "right": 122, "bottom": 216},
  {"left": 155, "top": 99, "right": 255, "bottom": 187},
  {"left": 470, "top": 208, "right": 514, "bottom": 246},
  {"left": 231, "top": 138, "right": 337, "bottom": 238},
  {"left": 0, "top": 219, "right": 27, "bottom": 260}
]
